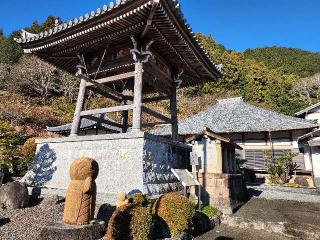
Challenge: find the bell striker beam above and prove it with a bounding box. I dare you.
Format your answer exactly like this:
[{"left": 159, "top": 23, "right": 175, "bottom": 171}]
[{"left": 70, "top": 65, "right": 87, "bottom": 136}]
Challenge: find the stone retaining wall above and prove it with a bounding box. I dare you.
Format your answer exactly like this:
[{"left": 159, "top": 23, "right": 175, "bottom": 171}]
[{"left": 22, "top": 132, "right": 191, "bottom": 202}]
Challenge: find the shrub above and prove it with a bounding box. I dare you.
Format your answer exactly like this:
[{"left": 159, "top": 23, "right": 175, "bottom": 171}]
[
  {"left": 201, "top": 205, "right": 219, "bottom": 219},
  {"left": 20, "top": 138, "right": 37, "bottom": 174},
  {"left": 128, "top": 193, "right": 149, "bottom": 207},
  {"left": 266, "top": 151, "right": 298, "bottom": 184},
  {"left": 0, "top": 119, "right": 24, "bottom": 172},
  {"left": 130, "top": 207, "right": 152, "bottom": 240},
  {"left": 105, "top": 204, "right": 152, "bottom": 240},
  {"left": 105, "top": 204, "right": 134, "bottom": 240},
  {"left": 153, "top": 193, "right": 195, "bottom": 237}
]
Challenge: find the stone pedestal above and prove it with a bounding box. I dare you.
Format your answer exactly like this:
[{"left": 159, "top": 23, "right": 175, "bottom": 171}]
[
  {"left": 22, "top": 132, "right": 191, "bottom": 203},
  {"left": 197, "top": 173, "right": 248, "bottom": 214},
  {"left": 38, "top": 221, "right": 105, "bottom": 240}
]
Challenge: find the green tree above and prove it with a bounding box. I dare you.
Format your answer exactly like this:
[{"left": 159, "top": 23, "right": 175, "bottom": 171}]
[
  {"left": 0, "top": 119, "right": 24, "bottom": 172},
  {"left": 0, "top": 37, "right": 23, "bottom": 65},
  {"left": 244, "top": 47, "right": 320, "bottom": 78}
]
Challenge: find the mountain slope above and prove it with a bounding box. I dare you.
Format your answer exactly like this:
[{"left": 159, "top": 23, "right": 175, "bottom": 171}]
[{"left": 244, "top": 47, "right": 320, "bottom": 78}]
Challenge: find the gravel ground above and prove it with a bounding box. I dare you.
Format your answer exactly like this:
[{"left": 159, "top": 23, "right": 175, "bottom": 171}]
[
  {"left": 196, "top": 224, "right": 298, "bottom": 240},
  {"left": 0, "top": 197, "right": 64, "bottom": 240},
  {"left": 248, "top": 185, "right": 320, "bottom": 203}
]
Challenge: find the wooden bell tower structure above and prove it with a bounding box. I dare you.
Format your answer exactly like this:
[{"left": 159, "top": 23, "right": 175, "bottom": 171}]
[{"left": 15, "top": 0, "right": 222, "bottom": 141}]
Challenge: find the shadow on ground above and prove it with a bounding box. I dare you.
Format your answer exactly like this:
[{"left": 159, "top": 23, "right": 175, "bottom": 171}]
[{"left": 0, "top": 218, "right": 10, "bottom": 227}]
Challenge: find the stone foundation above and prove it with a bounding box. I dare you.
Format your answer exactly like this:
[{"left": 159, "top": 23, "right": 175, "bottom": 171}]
[
  {"left": 22, "top": 132, "right": 191, "bottom": 203},
  {"left": 198, "top": 173, "right": 248, "bottom": 214}
]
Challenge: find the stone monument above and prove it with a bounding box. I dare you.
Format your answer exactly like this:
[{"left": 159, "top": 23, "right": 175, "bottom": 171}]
[
  {"left": 63, "top": 157, "right": 99, "bottom": 225},
  {"left": 39, "top": 157, "right": 105, "bottom": 240}
]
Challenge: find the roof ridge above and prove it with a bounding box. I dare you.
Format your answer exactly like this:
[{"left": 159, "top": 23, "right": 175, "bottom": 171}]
[{"left": 241, "top": 101, "right": 317, "bottom": 126}]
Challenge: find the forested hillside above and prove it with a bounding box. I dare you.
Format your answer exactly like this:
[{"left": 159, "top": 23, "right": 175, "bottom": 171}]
[
  {"left": 244, "top": 47, "right": 320, "bottom": 78},
  {"left": 0, "top": 16, "right": 320, "bottom": 176}
]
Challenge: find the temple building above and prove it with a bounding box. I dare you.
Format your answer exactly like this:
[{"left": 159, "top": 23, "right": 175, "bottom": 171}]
[
  {"left": 296, "top": 102, "right": 320, "bottom": 187},
  {"left": 15, "top": 0, "right": 222, "bottom": 202},
  {"left": 152, "top": 97, "right": 318, "bottom": 186}
]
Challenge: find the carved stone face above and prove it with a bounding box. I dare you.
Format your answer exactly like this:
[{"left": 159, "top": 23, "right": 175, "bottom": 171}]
[{"left": 69, "top": 157, "right": 99, "bottom": 181}]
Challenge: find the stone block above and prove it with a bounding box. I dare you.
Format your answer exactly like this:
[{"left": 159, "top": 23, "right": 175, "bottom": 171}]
[
  {"left": 22, "top": 132, "right": 191, "bottom": 203},
  {"left": 38, "top": 221, "right": 105, "bottom": 240}
]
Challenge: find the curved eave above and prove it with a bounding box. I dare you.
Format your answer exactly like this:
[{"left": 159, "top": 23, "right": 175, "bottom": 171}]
[{"left": 15, "top": 0, "right": 222, "bottom": 81}]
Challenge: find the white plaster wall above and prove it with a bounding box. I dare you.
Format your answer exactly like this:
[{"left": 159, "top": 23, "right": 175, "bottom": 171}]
[
  {"left": 303, "top": 145, "right": 313, "bottom": 171},
  {"left": 306, "top": 111, "right": 320, "bottom": 123},
  {"left": 193, "top": 138, "right": 216, "bottom": 172},
  {"left": 311, "top": 146, "right": 320, "bottom": 187}
]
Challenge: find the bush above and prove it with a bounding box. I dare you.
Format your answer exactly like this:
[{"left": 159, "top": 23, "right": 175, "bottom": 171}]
[
  {"left": 130, "top": 207, "right": 153, "bottom": 240},
  {"left": 266, "top": 151, "right": 298, "bottom": 184},
  {"left": 0, "top": 119, "right": 24, "bottom": 173},
  {"left": 201, "top": 205, "right": 219, "bottom": 219},
  {"left": 128, "top": 193, "right": 149, "bottom": 207},
  {"left": 105, "top": 203, "right": 152, "bottom": 240},
  {"left": 20, "top": 138, "right": 37, "bottom": 174},
  {"left": 153, "top": 193, "right": 195, "bottom": 237},
  {"left": 105, "top": 204, "right": 134, "bottom": 240}
]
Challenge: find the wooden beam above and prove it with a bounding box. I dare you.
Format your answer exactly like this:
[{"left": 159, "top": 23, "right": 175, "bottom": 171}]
[
  {"left": 77, "top": 74, "right": 123, "bottom": 101},
  {"left": 86, "top": 72, "right": 135, "bottom": 87},
  {"left": 87, "top": 59, "right": 134, "bottom": 76},
  {"left": 82, "top": 115, "right": 123, "bottom": 129},
  {"left": 142, "top": 95, "right": 170, "bottom": 103},
  {"left": 141, "top": 0, "right": 159, "bottom": 39},
  {"left": 142, "top": 122, "right": 170, "bottom": 128},
  {"left": 80, "top": 105, "right": 134, "bottom": 117},
  {"left": 88, "top": 86, "right": 121, "bottom": 102},
  {"left": 142, "top": 106, "right": 171, "bottom": 123}
]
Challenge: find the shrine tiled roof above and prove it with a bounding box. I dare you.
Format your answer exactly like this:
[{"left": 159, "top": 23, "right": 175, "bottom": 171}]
[
  {"left": 151, "top": 97, "right": 318, "bottom": 136},
  {"left": 14, "top": 0, "right": 222, "bottom": 87}
]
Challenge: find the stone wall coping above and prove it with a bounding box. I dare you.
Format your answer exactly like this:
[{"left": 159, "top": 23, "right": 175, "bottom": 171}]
[{"left": 36, "top": 132, "right": 191, "bottom": 150}]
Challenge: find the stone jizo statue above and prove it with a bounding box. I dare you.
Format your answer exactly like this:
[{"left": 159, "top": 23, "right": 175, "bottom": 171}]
[{"left": 63, "top": 157, "right": 99, "bottom": 225}]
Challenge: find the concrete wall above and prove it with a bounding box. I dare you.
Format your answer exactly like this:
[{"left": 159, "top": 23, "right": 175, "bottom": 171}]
[
  {"left": 310, "top": 146, "right": 320, "bottom": 187},
  {"left": 22, "top": 132, "right": 191, "bottom": 202}
]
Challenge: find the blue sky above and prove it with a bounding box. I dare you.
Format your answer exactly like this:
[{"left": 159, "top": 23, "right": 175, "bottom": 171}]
[{"left": 0, "top": 0, "right": 319, "bottom": 52}]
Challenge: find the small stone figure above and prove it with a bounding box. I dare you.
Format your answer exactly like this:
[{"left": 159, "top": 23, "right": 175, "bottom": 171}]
[
  {"left": 63, "top": 157, "right": 99, "bottom": 225},
  {"left": 116, "top": 192, "right": 129, "bottom": 208}
]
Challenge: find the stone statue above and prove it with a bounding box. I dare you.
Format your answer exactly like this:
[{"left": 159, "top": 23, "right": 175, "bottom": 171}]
[
  {"left": 116, "top": 192, "right": 129, "bottom": 208},
  {"left": 63, "top": 157, "right": 99, "bottom": 225}
]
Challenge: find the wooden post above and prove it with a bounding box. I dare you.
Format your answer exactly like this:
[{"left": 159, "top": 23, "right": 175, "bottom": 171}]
[
  {"left": 132, "top": 61, "right": 143, "bottom": 131},
  {"left": 215, "top": 140, "right": 224, "bottom": 174},
  {"left": 170, "top": 82, "right": 178, "bottom": 141},
  {"left": 121, "top": 81, "right": 133, "bottom": 133},
  {"left": 70, "top": 78, "right": 87, "bottom": 136}
]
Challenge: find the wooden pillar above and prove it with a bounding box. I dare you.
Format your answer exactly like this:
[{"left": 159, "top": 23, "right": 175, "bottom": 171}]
[
  {"left": 121, "top": 81, "right": 133, "bottom": 133},
  {"left": 70, "top": 78, "right": 87, "bottom": 136},
  {"left": 215, "top": 140, "right": 223, "bottom": 174},
  {"left": 132, "top": 61, "right": 143, "bottom": 131},
  {"left": 170, "top": 83, "right": 178, "bottom": 141}
]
